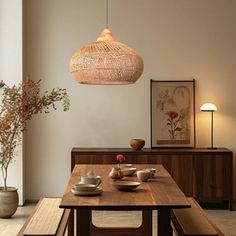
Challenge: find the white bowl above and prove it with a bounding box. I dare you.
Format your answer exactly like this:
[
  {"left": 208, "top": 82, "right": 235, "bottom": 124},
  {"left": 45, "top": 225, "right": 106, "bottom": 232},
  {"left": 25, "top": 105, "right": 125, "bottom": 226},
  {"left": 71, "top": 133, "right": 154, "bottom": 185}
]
[
  {"left": 120, "top": 164, "right": 133, "bottom": 168},
  {"left": 112, "top": 181, "right": 140, "bottom": 191},
  {"left": 143, "top": 168, "right": 156, "bottom": 177},
  {"left": 146, "top": 168, "right": 156, "bottom": 173},
  {"left": 136, "top": 170, "right": 152, "bottom": 182},
  {"left": 74, "top": 183, "right": 98, "bottom": 192},
  {"left": 121, "top": 167, "right": 137, "bottom": 176}
]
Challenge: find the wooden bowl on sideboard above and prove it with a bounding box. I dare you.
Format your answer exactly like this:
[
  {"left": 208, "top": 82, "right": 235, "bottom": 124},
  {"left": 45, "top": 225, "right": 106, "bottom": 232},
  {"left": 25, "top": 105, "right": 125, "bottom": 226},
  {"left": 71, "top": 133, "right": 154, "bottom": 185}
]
[{"left": 129, "top": 139, "right": 145, "bottom": 151}]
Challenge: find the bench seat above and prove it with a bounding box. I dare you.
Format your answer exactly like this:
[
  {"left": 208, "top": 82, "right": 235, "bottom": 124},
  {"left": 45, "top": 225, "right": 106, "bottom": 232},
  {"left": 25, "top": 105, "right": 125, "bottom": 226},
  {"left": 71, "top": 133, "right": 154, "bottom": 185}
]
[
  {"left": 171, "top": 197, "right": 224, "bottom": 236},
  {"left": 17, "top": 198, "right": 71, "bottom": 236}
]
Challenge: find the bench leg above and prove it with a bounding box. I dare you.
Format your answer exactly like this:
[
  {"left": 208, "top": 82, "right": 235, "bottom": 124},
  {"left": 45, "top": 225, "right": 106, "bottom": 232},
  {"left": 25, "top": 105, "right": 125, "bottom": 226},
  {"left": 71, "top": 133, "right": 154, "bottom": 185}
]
[{"left": 158, "top": 209, "right": 172, "bottom": 236}]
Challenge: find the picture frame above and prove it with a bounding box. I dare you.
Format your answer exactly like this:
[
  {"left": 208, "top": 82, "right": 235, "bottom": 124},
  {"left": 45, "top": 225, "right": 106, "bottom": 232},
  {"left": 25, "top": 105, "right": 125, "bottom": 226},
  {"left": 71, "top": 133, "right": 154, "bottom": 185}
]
[{"left": 150, "top": 79, "right": 196, "bottom": 148}]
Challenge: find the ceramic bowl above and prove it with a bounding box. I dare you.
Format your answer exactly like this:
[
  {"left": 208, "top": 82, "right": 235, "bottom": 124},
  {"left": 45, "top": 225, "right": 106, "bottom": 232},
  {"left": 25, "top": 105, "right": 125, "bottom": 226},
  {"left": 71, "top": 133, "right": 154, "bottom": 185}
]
[
  {"left": 121, "top": 167, "right": 137, "bottom": 176},
  {"left": 129, "top": 139, "right": 145, "bottom": 151},
  {"left": 143, "top": 168, "right": 156, "bottom": 177},
  {"left": 120, "top": 164, "right": 133, "bottom": 168},
  {"left": 112, "top": 181, "right": 140, "bottom": 191},
  {"left": 136, "top": 170, "right": 152, "bottom": 182}
]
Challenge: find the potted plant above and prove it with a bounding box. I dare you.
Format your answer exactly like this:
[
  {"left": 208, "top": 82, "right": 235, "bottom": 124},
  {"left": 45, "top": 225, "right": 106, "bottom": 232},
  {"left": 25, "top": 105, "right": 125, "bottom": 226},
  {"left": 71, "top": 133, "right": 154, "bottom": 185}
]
[{"left": 0, "top": 77, "right": 69, "bottom": 218}]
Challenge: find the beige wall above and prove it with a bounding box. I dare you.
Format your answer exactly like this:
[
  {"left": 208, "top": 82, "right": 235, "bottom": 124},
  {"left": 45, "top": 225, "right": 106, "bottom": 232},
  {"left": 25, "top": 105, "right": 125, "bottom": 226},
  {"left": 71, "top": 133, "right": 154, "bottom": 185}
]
[
  {"left": 24, "top": 0, "right": 236, "bottom": 200},
  {"left": 0, "top": 0, "right": 24, "bottom": 205}
]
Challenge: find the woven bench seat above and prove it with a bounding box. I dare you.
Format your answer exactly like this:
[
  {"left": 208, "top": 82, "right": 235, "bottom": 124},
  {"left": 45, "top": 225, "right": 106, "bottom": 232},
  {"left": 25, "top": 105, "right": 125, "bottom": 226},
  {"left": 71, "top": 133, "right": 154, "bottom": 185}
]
[
  {"left": 17, "top": 198, "right": 71, "bottom": 236},
  {"left": 171, "top": 197, "right": 224, "bottom": 236}
]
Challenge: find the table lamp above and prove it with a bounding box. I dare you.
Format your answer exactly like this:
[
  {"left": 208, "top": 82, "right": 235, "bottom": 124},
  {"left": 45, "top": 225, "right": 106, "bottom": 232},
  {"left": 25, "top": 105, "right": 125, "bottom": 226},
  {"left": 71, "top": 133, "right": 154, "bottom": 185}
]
[{"left": 200, "top": 103, "right": 217, "bottom": 149}]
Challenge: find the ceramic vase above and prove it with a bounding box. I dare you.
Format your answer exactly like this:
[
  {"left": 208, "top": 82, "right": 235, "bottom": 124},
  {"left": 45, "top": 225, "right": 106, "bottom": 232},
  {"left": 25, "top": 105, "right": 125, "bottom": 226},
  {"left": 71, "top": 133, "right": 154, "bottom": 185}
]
[{"left": 109, "top": 167, "right": 124, "bottom": 180}]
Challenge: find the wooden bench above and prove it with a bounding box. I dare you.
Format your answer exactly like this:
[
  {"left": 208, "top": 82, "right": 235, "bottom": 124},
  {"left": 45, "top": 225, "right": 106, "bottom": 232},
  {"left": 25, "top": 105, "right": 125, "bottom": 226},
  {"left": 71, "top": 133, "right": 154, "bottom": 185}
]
[
  {"left": 171, "top": 197, "right": 224, "bottom": 236},
  {"left": 17, "top": 198, "right": 71, "bottom": 236}
]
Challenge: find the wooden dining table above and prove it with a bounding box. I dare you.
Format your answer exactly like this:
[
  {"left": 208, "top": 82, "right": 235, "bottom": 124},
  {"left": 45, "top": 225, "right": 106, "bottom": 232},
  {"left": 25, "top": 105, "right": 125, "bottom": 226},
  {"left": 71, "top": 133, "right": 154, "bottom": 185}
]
[{"left": 60, "top": 164, "right": 190, "bottom": 236}]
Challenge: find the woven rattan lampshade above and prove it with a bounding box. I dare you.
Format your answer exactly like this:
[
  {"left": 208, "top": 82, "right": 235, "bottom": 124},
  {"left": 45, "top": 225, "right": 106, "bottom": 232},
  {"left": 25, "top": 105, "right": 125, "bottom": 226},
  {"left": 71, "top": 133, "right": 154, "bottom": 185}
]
[{"left": 69, "top": 28, "right": 144, "bottom": 85}]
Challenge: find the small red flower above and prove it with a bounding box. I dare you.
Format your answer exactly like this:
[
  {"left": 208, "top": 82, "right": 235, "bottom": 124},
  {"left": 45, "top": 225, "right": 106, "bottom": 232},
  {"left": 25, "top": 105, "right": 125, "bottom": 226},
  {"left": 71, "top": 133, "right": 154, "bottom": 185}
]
[
  {"left": 116, "top": 154, "right": 125, "bottom": 162},
  {"left": 166, "top": 111, "right": 178, "bottom": 119}
]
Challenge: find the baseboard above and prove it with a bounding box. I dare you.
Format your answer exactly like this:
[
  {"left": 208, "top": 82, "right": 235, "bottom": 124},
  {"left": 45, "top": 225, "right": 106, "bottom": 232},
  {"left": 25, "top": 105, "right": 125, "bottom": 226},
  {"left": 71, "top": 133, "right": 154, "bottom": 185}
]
[{"left": 24, "top": 199, "right": 40, "bottom": 204}]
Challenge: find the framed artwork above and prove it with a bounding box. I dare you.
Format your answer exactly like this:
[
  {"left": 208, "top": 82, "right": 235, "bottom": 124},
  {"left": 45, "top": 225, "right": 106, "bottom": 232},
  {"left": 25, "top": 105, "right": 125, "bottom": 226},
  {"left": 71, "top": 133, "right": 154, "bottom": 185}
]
[{"left": 150, "top": 79, "right": 196, "bottom": 148}]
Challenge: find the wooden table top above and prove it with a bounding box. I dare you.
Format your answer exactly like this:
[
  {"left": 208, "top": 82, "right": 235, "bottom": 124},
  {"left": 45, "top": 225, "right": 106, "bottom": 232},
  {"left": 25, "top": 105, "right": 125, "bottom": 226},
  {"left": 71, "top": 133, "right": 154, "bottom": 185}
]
[{"left": 60, "top": 164, "right": 190, "bottom": 210}]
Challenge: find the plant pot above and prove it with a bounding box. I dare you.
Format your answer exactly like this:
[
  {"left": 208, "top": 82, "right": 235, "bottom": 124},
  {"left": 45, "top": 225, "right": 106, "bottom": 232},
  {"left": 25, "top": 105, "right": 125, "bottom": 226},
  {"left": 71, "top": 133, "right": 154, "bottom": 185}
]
[
  {"left": 0, "top": 187, "right": 18, "bottom": 218},
  {"left": 129, "top": 139, "right": 145, "bottom": 151}
]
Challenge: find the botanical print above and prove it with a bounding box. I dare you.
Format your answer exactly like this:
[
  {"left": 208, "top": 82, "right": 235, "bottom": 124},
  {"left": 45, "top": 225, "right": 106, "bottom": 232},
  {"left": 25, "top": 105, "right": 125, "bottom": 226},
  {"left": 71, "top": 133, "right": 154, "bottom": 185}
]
[
  {"left": 151, "top": 80, "right": 195, "bottom": 147},
  {"left": 156, "top": 85, "right": 190, "bottom": 143},
  {"left": 166, "top": 111, "right": 182, "bottom": 140}
]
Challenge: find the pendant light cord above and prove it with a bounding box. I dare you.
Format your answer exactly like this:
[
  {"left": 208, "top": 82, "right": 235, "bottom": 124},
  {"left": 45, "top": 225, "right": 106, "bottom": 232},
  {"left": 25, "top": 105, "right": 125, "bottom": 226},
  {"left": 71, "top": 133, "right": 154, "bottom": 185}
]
[{"left": 106, "top": 0, "right": 109, "bottom": 28}]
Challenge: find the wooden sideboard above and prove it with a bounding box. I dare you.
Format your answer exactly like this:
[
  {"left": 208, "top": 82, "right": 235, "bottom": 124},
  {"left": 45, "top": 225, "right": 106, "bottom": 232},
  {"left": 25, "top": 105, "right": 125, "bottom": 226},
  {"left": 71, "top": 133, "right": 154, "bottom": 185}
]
[{"left": 71, "top": 148, "right": 233, "bottom": 210}]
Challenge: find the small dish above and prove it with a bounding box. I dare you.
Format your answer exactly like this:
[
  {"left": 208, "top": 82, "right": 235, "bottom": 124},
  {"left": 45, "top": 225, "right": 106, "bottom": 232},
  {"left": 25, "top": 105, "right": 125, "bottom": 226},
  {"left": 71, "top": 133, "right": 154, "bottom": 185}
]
[
  {"left": 74, "top": 183, "right": 98, "bottom": 192},
  {"left": 121, "top": 167, "right": 137, "bottom": 176},
  {"left": 112, "top": 181, "right": 140, "bottom": 191},
  {"left": 71, "top": 186, "right": 103, "bottom": 196}
]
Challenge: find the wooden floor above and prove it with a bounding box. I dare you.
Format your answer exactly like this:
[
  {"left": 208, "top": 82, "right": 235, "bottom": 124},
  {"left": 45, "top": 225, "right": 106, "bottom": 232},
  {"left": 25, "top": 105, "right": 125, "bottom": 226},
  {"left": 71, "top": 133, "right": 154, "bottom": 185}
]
[{"left": 0, "top": 204, "right": 236, "bottom": 236}]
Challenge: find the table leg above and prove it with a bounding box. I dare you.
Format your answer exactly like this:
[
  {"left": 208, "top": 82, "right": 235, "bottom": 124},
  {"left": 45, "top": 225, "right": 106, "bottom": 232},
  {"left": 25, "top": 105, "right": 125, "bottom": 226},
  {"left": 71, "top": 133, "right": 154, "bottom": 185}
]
[
  {"left": 76, "top": 209, "right": 91, "bottom": 236},
  {"left": 158, "top": 209, "right": 172, "bottom": 236},
  {"left": 142, "top": 210, "right": 152, "bottom": 236},
  {"left": 68, "top": 210, "right": 74, "bottom": 236}
]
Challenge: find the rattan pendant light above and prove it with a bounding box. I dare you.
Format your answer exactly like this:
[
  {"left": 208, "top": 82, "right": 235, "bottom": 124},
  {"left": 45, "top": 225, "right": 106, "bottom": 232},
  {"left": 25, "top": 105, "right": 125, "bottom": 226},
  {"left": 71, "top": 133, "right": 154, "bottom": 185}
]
[{"left": 69, "top": 0, "right": 144, "bottom": 85}]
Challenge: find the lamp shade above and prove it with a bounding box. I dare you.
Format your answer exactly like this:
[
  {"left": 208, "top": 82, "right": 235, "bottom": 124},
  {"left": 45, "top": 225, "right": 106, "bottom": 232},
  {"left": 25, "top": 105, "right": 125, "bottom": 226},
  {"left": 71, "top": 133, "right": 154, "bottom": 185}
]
[
  {"left": 69, "top": 28, "right": 144, "bottom": 85},
  {"left": 200, "top": 103, "right": 217, "bottom": 112}
]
